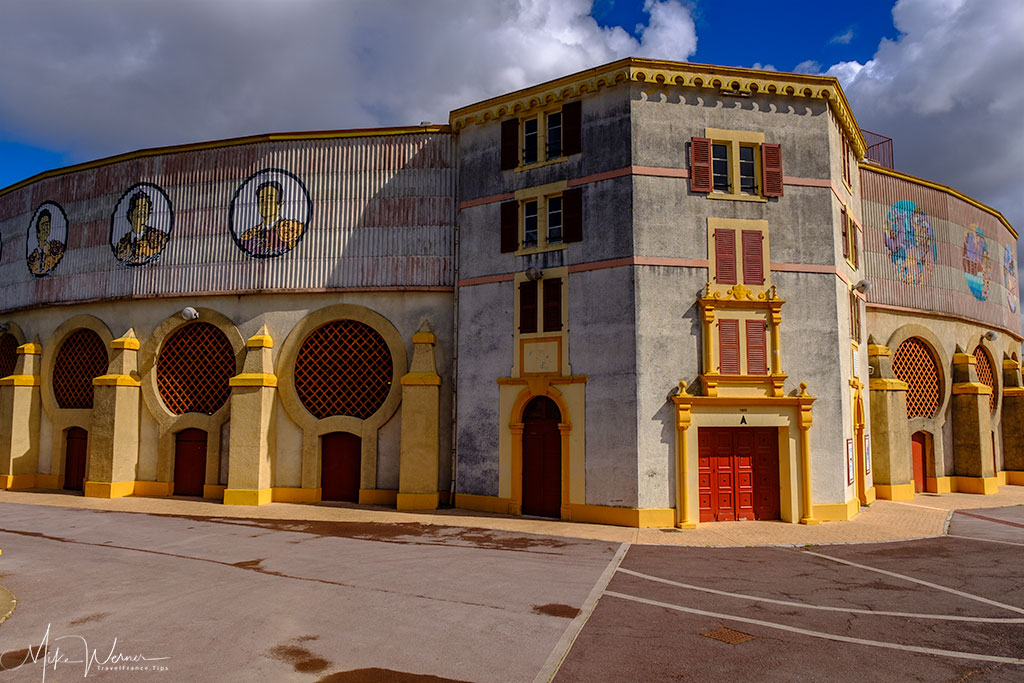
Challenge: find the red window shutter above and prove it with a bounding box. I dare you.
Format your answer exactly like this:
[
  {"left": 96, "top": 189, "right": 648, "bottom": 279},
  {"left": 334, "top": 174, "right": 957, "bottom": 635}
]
[
  {"left": 719, "top": 319, "right": 740, "bottom": 375},
  {"left": 715, "top": 229, "right": 737, "bottom": 285},
  {"left": 542, "top": 278, "right": 563, "bottom": 332},
  {"left": 690, "top": 137, "right": 713, "bottom": 193},
  {"left": 741, "top": 230, "right": 764, "bottom": 285},
  {"left": 562, "top": 101, "right": 582, "bottom": 156},
  {"left": 761, "top": 143, "right": 784, "bottom": 197},
  {"left": 851, "top": 220, "right": 859, "bottom": 268},
  {"left": 563, "top": 188, "right": 583, "bottom": 243},
  {"left": 746, "top": 320, "right": 767, "bottom": 375},
  {"left": 500, "top": 201, "right": 519, "bottom": 253},
  {"left": 840, "top": 206, "right": 849, "bottom": 260},
  {"left": 500, "top": 119, "right": 519, "bottom": 170},
  {"left": 519, "top": 280, "right": 538, "bottom": 334}
]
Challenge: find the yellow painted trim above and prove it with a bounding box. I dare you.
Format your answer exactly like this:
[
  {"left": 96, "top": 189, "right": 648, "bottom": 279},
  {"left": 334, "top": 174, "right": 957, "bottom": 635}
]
[
  {"left": 84, "top": 480, "right": 135, "bottom": 498},
  {"left": 813, "top": 497, "right": 860, "bottom": 521},
  {"left": 133, "top": 481, "right": 174, "bottom": 497},
  {"left": 863, "top": 486, "right": 876, "bottom": 505},
  {"left": 0, "top": 474, "right": 37, "bottom": 490},
  {"left": 229, "top": 373, "right": 278, "bottom": 387},
  {"left": 396, "top": 492, "right": 440, "bottom": 511},
  {"left": 359, "top": 489, "right": 398, "bottom": 505},
  {"left": 869, "top": 378, "right": 908, "bottom": 391},
  {"left": 412, "top": 331, "right": 436, "bottom": 345},
  {"left": 1003, "top": 359, "right": 1021, "bottom": 370},
  {"left": 951, "top": 476, "right": 999, "bottom": 495},
  {"left": 454, "top": 493, "right": 514, "bottom": 515},
  {"left": 952, "top": 382, "right": 992, "bottom": 395},
  {"left": 567, "top": 504, "right": 676, "bottom": 528},
  {"left": 0, "top": 375, "right": 40, "bottom": 387},
  {"left": 996, "top": 471, "right": 1007, "bottom": 486},
  {"left": 953, "top": 353, "right": 977, "bottom": 365},
  {"left": 203, "top": 485, "right": 226, "bottom": 500},
  {"left": 271, "top": 487, "right": 321, "bottom": 503},
  {"left": 867, "top": 344, "right": 891, "bottom": 356},
  {"left": 224, "top": 488, "right": 272, "bottom": 506},
  {"left": 92, "top": 374, "right": 142, "bottom": 387},
  {"left": 925, "top": 476, "right": 951, "bottom": 494},
  {"left": 111, "top": 337, "right": 141, "bottom": 350},
  {"left": 400, "top": 372, "right": 441, "bottom": 386},
  {"left": 34, "top": 474, "right": 61, "bottom": 490},
  {"left": 246, "top": 334, "right": 273, "bottom": 348},
  {"left": 1006, "top": 471, "right": 1024, "bottom": 486},
  {"left": 1004, "top": 387, "right": 1024, "bottom": 397},
  {"left": 16, "top": 343, "right": 42, "bottom": 355},
  {"left": 876, "top": 485, "right": 917, "bottom": 501}
]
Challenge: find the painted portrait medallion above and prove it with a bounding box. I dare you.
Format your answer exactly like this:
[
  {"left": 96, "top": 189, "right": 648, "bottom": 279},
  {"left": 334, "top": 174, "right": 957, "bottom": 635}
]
[
  {"left": 962, "top": 226, "right": 992, "bottom": 301},
  {"left": 228, "top": 168, "right": 312, "bottom": 259},
  {"left": 884, "top": 200, "right": 937, "bottom": 286},
  {"left": 110, "top": 182, "right": 174, "bottom": 266},
  {"left": 1004, "top": 245, "right": 1018, "bottom": 312},
  {"left": 26, "top": 201, "right": 68, "bottom": 277}
]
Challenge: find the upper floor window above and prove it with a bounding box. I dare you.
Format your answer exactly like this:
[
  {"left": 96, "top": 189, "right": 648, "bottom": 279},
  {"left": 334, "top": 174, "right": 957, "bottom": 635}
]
[
  {"left": 691, "top": 129, "right": 783, "bottom": 200},
  {"left": 519, "top": 277, "right": 564, "bottom": 335},
  {"left": 841, "top": 205, "right": 859, "bottom": 268},
  {"left": 708, "top": 218, "right": 769, "bottom": 289},
  {"left": 841, "top": 135, "right": 852, "bottom": 188},
  {"left": 500, "top": 101, "right": 581, "bottom": 170},
  {"left": 501, "top": 187, "right": 581, "bottom": 254}
]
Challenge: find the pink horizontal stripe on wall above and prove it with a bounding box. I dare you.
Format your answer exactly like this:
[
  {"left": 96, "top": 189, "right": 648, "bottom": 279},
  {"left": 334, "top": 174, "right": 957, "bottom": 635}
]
[
  {"left": 769, "top": 262, "right": 838, "bottom": 275},
  {"left": 459, "top": 192, "right": 514, "bottom": 210},
  {"left": 457, "top": 272, "right": 515, "bottom": 287}
]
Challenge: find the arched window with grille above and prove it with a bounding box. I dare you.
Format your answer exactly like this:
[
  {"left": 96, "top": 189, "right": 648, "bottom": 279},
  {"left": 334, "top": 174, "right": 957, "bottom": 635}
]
[
  {"left": 156, "top": 322, "right": 235, "bottom": 415},
  {"left": 294, "top": 320, "right": 393, "bottom": 420},
  {"left": 892, "top": 338, "right": 941, "bottom": 419},
  {"left": 0, "top": 333, "right": 18, "bottom": 379},
  {"left": 53, "top": 329, "right": 108, "bottom": 409},
  {"left": 973, "top": 345, "right": 997, "bottom": 413}
]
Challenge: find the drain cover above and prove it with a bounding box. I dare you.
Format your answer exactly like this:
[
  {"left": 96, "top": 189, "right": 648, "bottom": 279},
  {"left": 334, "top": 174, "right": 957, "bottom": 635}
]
[{"left": 702, "top": 627, "right": 755, "bottom": 645}]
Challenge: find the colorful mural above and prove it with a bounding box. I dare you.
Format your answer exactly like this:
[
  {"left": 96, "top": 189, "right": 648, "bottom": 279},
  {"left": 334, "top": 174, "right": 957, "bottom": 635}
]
[
  {"left": 1004, "top": 245, "right": 1018, "bottom": 312},
  {"left": 229, "top": 169, "right": 311, "bottom": 258},
  {"left": 26, "top": 201, "right": 68, "bottom": 277},
  {"left": 110, "top": 183, "right": 173, "bottom": 266},
  {"left": 962, "top": 226, "right": 992, "bottom": 301},
  {"left": 884, "top": 200, "right": 936, "bottom": 285}
]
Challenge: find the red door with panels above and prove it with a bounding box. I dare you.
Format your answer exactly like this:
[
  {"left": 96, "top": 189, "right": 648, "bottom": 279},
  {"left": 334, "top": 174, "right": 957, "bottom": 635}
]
[
  {"left": 522, "top": 396, "right": 562, "bottom": 519},
  {"left": 698, "top": 427, "right": 780, "bottom": 522},
  {"left": 911, "top": 431, "right": 926, "bottom": 493},
  {"left": 174, "top": 428, "right": 207, "bottom": 497},
  {"left": 63, "top": 427, "right": 88, "bottom": 492},
  {"left": 321, "top": 432, "right": 361, "bottom": 502}
]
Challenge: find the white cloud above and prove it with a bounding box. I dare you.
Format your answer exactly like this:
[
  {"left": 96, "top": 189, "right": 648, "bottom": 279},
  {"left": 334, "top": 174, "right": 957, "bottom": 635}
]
[
  {"left": 829, "top": 28, "right": 855, "bottom": 45},
  {"left": 792, "top": 60, "right": 821, "bottom": 75},
  {"left": 0, "top": 0, "right": 697, "bottom": 160}
]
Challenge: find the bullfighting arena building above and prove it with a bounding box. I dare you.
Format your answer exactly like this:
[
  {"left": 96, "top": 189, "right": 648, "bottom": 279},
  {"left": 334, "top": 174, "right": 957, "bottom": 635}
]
[{"left": 1, "top": 58, "right": 1021, "bottom": 528}]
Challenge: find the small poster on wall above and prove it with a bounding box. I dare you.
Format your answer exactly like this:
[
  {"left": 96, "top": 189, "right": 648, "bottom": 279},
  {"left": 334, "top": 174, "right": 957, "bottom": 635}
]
[
  {"left": 846, "top": 438, "right": 855, "bottom": 485},
  {"left": 864, "top": 434, "right": 871, "bottom": 475}
]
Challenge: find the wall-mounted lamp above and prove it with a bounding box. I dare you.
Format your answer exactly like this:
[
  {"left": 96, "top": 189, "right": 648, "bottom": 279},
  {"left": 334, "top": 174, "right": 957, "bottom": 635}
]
[
  {"left": 525, "top": 267, "right": 543, "bottom": 282},
  {"left": 984, "top": 330, "right": 999, "bottom": 342},
  {"left": 853, "top": 279, "right": 872, "bottom": 294},
  {"left": 181, "top": 307, "right": 199, "bottom": 321}
]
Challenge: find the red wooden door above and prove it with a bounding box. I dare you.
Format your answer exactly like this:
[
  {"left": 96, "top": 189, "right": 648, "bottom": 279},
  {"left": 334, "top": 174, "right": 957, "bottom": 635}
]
[
  {"left": 63, "top": 427, "right": 87, "bottom": 492},
  {"left": 322, "top": 432, "right": 361, "bottom": 502},
  {"left": 522, "top": 397, "right": 561, "bottom": 518},
  {"left": 698, "top": 427, "right": 779, "bottom": 522},
  {"left": 911, "top": 432, "right": 926, "bottom": 493},
  {"left": 752, "top": 429, "right": 781, "bottom": 520},
  {"left": 174, "top": 429, "right": 207, "bottom": 496}
]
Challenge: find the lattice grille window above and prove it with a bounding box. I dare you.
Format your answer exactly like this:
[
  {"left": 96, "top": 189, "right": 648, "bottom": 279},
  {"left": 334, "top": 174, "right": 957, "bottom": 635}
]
[
  {"left": 53, "top": 329, "right": 108, "bottom": 409},
  {"left": 157, "top": 322, "right": 234, "bottom": 415},
  {"left": 893, "top": 338, "right": 941, "bottom": 419},
  {"left": 0, "top": 334, "right": 17, "bottom": 379},
  {"left": 295, "top": 320, "right": 393, "bottom": 420},
  {"left": 973, "top": 345, "right": 997, "bottom": 413}
]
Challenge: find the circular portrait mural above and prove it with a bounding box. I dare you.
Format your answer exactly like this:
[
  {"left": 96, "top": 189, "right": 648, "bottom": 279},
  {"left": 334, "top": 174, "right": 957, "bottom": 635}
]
[
  {"left": 962, "top": 226, "right": 992, "bottom": 301},
  {"left": 1004, "top": 245, "right": 1018, "bottom": 312},
  {"left": 885, "top": 200, "right": 937, "bottom": 285},
  {"left": 228, "top": 168, "right": 312, "bottom": 259},
  {"left": 110, "top": 182, "right": 173, "bottom": 266},
  {"left": 26, "top": 201, "right": 68, "bottom": 277}
]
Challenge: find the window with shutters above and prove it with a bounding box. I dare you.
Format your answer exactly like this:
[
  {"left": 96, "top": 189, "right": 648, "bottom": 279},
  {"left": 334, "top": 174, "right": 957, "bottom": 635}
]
[
  {"left": 691, "top": 128, "right": 782, "bottom": 201},
  {"left": 841, "top": 205, "right": 858, "bottom": 268},
  {"left": 841, "top": 135, "right": 852, "bottom": 188},
  {"left": 718, "top": 319, "right": 741, "bottom": 375},
  {"left": 500, "top": 101, "right": 582, "bottom": 171},
  {"left": 745, "top": 319, "right": 768, "bottom": 375},
  {"left": 708, "top": 218, "right": 770, "bottom": 293},
  {"left": 513, "top": 268, "right": 569, "bottom": 377},
  {"left": 849, "top": 289, "right": 861, "bottom": 343},
  {"left": 500, "top": 184, "right": 582, "bottom": 255}
]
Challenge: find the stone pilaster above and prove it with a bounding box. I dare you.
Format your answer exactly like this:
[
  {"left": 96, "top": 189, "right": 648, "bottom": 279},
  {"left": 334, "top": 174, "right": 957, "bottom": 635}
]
[
  {"left": 1001, "top": 357, "right": 1024, "bottom": 484},
  {"left": 397, "top": 321, "right": 441, "bottom": 511},
  {"left": 0, "top": 341, "right": 42, "bottom": 489},
  {"left": 225, "top": 328, "right": 276, "bottom": 506},
  {"left": 85, "top": 330, "right": 142, "bottom": 498},
  {"left": 951, "top": 348, "right": 996, "bottom": 493},
  {"left": 866, "top": 341, "right": 913, "bottom": 500}
]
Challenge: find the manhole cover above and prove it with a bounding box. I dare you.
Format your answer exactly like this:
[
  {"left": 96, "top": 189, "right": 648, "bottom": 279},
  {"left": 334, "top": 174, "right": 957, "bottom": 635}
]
[{"left": 702, "top": 627, "right": 755, "bottom": 645}]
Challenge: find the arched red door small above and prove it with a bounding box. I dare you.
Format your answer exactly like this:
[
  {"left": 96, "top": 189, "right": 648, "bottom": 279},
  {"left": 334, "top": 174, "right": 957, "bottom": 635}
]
[
  {"left": 63, "top": 427, "right": 87, "bottom": 492},
  {"left": 911, "top": 432, "right": 927, "bottom": 493},
  {"left": 322, "top": 432, "right": 361, "bottom": 502},
  {"left": 174, "top": 429, "right": 207, "bottom": 497},
  {"left": 522, "top": 397, "right": 562, "bottom": 519}
]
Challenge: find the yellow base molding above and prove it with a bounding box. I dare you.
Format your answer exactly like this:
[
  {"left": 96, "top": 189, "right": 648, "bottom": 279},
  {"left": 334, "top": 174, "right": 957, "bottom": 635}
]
[
  {"left": 863, "top": 486, "right": 876, "bottom": 505},
  {"left": 926, "top": 477, "right": 952, "bottom": 494},
  {"left": 271, "top": 487, "right": 321, "bottom": 503},
  {"left": 83, "top": 480, "right": 135, "bottom": 498},
  {"left": 224, "top": 488, "right": 272, "bottom": 506},
  {"left": 568, "top": 504, "right": 676, "bottom": 528},
  {"left": 0, "top": 474, "right": 37, "bottom": 490},
  {"left": 133, "top": 481, "right": 173, "bottom": 497},
  {"left": 951, "top": 476, "right": 999, "bottom": 495},
  {"left": 1006, "top": 471, "right": 1024, "bottom": 486},
  {"left": 813, "top": 497, "right": 860, "bottom": 521},
  {"left": 397, "top": 492, "right": 440, "bottom": 511},
  {"left": 203, "top": 485, "right": 226, "bottom": 501},
  {"left": 35, "top": 474, "right": 62, "bottom": 490},
  {"left": 359, "top": 489, "right": 397, "bottom": 506},
  {"left": 454, "top": 493, "right": 513, "bottom": 515},
  {"left": 996, "top": 471, "right": 1007, "bottom": 486},
  {"left": 874, "top": 483, "right": 915, "bottom": 501}
]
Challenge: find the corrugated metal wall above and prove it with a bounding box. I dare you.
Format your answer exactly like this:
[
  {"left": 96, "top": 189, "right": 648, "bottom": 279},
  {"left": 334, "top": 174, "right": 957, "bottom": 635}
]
[
  {"left": 861, "top": 167, "right": 1021, "bottom": 334},
  {"left": 0, "top": 133, "right": 454, "bottom": 312}
]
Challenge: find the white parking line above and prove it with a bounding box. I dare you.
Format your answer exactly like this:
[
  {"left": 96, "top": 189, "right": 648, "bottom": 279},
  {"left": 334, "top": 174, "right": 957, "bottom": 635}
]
[
  {"left": 802, "top": 550, "right": 1024, "bottom": 615},
  {"left": 946, "top": 534, "right": 1024, "bottom": 548},
  {"left": 616, "top": 567, "right": 1024, "bottom": 623},
  {"left": 605, "top": 591, "right": 1024, "bottom": 666}
]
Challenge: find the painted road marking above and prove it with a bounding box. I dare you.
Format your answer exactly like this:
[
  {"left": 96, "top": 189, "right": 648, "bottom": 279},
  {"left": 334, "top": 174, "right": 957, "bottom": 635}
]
[
  {"left": 615, "top": 567, "right": 1024, "bottom": 623},
  {"left": 604, "top": 591, "right": 1024, "bottom": 666},
  {"left": 946, "top": 534, "right": 1024, "bottom": 548},
  {"left": 955, "top": 510, "right": 1024, "bottom": 529},
  {"left": 802, "top": 550, "right": 1024, "bottom": 615},
  {"left": 534, "top": 542, "right": 630, "bottom": 683}
]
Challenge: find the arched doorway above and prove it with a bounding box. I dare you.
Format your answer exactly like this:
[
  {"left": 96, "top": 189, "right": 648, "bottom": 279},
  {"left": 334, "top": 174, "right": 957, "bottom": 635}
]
[
  {"left": 63, "top": 427, "right": 87, "bottom": 492},
  {"left": 911, "top": 431, "right": 928, "bottom": 493},
  {"left": 522, "top": 396, "right": 562, "bottom": 518},
  {"left": 174, "top": 429, "right": 207, "bottom": 496},
  {"left": 322, "top": 432, "right": 361, "bottom": 502}
]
